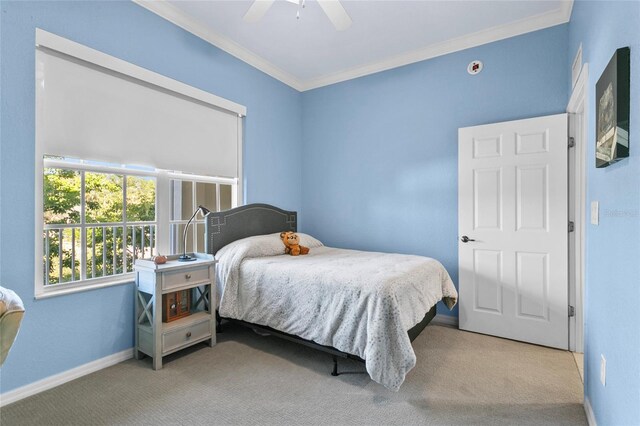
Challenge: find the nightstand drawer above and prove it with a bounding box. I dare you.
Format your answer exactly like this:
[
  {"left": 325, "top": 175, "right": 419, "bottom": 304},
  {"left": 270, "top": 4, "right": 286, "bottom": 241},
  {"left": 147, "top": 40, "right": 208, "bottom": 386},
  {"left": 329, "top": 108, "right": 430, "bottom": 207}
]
[
  {"left": 162, "top": 319, "right": 211, "bottom": 354},
  {"left": 162, "top": 266, "right": 210, "bottom": 291}
]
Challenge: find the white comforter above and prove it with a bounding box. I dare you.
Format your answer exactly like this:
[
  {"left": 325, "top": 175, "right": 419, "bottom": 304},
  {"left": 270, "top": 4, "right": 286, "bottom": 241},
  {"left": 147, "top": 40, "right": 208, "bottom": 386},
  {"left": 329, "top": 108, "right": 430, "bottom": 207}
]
[{"left": 216, "top": 233, "right": 458, "bottom": 391}]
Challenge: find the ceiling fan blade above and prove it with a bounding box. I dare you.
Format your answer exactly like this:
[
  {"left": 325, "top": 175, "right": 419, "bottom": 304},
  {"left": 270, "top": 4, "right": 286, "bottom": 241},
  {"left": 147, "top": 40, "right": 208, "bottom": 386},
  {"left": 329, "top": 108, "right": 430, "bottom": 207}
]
[
  {"left": 317, "top": 0, "right": 352, "bottom": 31},
  {"left": 243, "top": 0, "right": 276, "bottom": 23}
]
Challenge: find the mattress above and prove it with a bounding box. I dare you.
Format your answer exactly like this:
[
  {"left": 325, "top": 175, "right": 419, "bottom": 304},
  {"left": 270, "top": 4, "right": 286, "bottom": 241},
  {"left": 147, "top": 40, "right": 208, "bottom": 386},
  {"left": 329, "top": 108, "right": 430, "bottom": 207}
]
[{"left": 215, "top": 233, "right": 457, "bottom": 390}]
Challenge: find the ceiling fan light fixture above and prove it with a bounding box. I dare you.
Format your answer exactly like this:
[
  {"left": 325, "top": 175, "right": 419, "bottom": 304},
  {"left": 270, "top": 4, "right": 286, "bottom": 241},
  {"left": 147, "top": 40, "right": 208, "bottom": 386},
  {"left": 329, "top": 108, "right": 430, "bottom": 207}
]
[{"left": 243, "top": 0, "right": 351, "bottom": 31}]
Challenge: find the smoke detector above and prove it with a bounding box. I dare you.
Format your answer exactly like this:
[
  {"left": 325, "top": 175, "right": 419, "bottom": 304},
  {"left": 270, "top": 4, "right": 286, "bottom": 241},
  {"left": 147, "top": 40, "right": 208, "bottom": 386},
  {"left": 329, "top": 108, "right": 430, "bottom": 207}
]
[{"left": 467, "top": 60, "right": 483, "bottom": 75}]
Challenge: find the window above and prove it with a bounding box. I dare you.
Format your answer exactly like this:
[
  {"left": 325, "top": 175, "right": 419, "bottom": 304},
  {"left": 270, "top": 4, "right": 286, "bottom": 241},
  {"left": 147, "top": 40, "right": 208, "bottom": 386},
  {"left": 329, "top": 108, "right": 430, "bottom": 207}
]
[
  {"left": 34, "top": 29, "right": 245, "bottom": 298},
  {"left": 38, "top": 157, "right": 238, "bottom": 297},
  {"left": 42, "top": 157, "right": 157, "bottom": 286},
  {"left": 169, "top": 178, "right": 235, "bottom": 254}
]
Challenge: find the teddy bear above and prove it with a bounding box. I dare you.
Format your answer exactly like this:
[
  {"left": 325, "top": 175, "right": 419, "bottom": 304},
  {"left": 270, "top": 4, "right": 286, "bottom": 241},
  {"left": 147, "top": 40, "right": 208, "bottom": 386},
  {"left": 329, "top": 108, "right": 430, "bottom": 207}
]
[{"left": 280, "top": 231, "right": 310, "bottom": 256}]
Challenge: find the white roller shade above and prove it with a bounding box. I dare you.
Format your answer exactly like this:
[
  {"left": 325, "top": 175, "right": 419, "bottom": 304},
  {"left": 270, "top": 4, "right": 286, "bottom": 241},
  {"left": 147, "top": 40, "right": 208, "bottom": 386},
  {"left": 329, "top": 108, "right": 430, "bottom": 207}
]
[{"left": 35, "top": 30, "right": 244, "bottom": 178}]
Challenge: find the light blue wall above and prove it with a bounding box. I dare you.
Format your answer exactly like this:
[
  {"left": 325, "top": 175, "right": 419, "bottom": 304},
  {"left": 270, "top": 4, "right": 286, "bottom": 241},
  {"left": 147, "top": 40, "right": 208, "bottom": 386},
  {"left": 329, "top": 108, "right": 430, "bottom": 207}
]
[
  {"left": 4, "top": 6, "right": 636, "bottom": 421},
  {"left": 0, "top": 1, "right": 302, "bottom": 393},
  {"left": 568, "top": 1, "right": 640, "bottom": 424},
  {"left": 301, "top": 25, "right": 569, "bottom": 317}
]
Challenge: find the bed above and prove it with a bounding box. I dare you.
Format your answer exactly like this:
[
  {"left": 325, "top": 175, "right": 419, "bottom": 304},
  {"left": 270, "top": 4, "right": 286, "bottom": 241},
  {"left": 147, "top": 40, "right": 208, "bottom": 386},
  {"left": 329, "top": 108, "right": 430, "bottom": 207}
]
[{"left": 205, "top": 204, "right": 457, "bottom": 390}]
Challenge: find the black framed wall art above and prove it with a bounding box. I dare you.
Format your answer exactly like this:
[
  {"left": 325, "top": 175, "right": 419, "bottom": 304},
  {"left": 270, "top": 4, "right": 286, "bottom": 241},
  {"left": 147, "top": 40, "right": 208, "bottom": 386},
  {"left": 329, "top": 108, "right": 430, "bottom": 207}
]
[{"left": 596, "top": 47, "right": 630, "bottom": 168}]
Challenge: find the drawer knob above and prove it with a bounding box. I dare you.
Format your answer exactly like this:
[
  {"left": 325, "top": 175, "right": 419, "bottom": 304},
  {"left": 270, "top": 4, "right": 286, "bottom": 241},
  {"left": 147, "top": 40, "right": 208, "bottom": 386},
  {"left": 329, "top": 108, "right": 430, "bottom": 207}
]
[
  {"left": 185, "top": 273, "right": 192, "bottom": 280},
  {"left": 186, "top": 331, "right": 192, "bottom": 338}
]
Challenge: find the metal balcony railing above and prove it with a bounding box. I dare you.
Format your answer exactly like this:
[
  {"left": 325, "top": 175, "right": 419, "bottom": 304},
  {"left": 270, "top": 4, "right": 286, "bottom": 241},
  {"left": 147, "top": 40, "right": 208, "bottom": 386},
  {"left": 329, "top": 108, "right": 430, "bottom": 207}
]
[{"left": 43, "top": 223, "right": 156, "bottom": 286}]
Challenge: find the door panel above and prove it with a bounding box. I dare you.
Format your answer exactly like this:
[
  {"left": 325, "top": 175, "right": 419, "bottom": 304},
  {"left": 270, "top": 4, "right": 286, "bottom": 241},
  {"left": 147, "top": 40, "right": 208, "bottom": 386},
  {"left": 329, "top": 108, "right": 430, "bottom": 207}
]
[
  {"left": 516, "top": 130, "right": 549, "bottom": 154},
  {"left": 516, "top": 165, "right": 548, "bottom": 231},
  {"left": 474, "top": 250, "right": 503, "bottom": 313},
  {"left": 516, "top": 251, "right": 548, "bottom": 319},
  {"left": 474, "top": 168, "right": 502, "bottom": 230},
  {"left": 474, "top": 136, "right": 502, "bottom": 158},
  {"left": 459, "top": 113, "right": 568, "bottom": 350}
]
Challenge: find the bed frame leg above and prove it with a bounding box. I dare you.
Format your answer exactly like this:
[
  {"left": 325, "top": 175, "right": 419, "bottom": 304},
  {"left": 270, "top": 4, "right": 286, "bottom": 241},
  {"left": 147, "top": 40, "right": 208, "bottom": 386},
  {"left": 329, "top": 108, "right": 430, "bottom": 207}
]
[
  {"left": 331, "top": 355, "right": 339, "bottom": 376},
  {"left": 216, "top": 311, "right": 223, "bottom": 333}
]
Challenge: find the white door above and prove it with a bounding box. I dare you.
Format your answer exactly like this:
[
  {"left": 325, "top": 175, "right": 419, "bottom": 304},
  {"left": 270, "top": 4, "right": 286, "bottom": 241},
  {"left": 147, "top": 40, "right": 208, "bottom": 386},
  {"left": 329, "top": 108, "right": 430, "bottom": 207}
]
[{"left": 458, "top": 113, "right": 569, "bottom": 350}]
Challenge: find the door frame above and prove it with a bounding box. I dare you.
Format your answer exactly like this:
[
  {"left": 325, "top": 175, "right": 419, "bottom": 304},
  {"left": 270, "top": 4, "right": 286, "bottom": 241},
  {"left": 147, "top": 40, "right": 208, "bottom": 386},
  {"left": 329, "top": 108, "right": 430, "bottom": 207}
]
[{"left": 567, "top": 63, "right": 588, "bottom": 353}]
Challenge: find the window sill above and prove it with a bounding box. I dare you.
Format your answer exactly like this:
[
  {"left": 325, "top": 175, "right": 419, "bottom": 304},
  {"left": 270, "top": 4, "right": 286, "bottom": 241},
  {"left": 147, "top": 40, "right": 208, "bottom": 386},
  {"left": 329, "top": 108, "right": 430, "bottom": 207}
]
[{"left": 34, "top": 274, "right": 135, "bottom": 300}]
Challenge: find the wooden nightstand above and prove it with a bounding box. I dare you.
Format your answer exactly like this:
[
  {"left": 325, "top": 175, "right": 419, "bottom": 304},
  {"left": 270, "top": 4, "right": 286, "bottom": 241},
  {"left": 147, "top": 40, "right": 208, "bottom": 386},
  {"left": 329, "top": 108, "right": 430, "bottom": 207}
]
[{"left": 134, "top": 253, "right": 216, "bottom": 370}]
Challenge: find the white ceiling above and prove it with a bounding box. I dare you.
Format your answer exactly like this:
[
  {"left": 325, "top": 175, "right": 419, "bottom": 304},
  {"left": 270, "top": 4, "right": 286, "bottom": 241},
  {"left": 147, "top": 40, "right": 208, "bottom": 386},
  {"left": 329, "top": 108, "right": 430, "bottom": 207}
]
[{"left": 135, "top": 0, "right": 573, "bottom": 91}]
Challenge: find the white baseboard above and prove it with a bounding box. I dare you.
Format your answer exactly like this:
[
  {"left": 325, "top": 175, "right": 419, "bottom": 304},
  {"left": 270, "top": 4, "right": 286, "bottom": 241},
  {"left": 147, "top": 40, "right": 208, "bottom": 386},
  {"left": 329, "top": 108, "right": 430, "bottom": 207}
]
[
  {"left": 584, "top": 397, "right": 597, "bottom": 426},
  {"left": 431, "top": 314, "right": 459, "bottom": 328},
  {"left": 0, "top": 348, "right": 133, "bottom": 407}
]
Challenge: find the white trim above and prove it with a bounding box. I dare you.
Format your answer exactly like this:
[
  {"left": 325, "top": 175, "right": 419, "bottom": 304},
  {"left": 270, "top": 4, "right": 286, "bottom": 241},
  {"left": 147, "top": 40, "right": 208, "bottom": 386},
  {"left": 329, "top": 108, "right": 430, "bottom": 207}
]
[
  {"left": 35, "top": 28, "right": 246, "bottom": 116},
  {"left": 132, "top": 0, "right": 573, "bottom": 91},
  {"left": 155, "top": 171, "right": 172, "bottom": 256},
  {"left": 236, "top": 116, "right": 244, "bottom": 205},
  {"left": 35, "top": 275, "right": 134, "bottom": 300},
  {"left": 0, "top": 348, "right": 133, "bottom": 407},
  {"left": 132, "top": 0, "right": 304, "bottom": 92},
  {"left": 431, "top": 314, "right": 459, "bottom": 328},
  {"left": 165, "top": 172, "right": 237, "bottom": 186},
  {"left": 584, "top": 397, "right": 598, "bottom": 426},
  {"left": 568, "top": 63, "right": 589, "bottom": 112},
  {"left": 567, "top": 63, "right": 588, "bottom": 353},
  {"left": 44, "top": 159, "right": 158, "bottom": 178},
  {"left": 572, "top": 43, "right": 583, "bottom": 89}
]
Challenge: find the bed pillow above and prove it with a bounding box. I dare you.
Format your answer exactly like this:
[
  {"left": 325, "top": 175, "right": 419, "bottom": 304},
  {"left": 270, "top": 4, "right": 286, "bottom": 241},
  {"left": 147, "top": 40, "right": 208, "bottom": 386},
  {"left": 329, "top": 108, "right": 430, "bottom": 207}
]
[
  {"left": 297, "top": 233, "right": 324, "bottom": 249},
  {"left": 215, "top": 232, "right": 323, "bottom": 259}
]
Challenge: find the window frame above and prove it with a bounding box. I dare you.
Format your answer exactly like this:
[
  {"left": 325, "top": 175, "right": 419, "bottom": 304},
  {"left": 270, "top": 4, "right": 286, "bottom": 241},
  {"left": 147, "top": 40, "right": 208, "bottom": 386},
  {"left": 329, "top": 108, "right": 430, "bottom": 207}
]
[{"left": 34, "top": 29, "right": 245, "bottom": 299}]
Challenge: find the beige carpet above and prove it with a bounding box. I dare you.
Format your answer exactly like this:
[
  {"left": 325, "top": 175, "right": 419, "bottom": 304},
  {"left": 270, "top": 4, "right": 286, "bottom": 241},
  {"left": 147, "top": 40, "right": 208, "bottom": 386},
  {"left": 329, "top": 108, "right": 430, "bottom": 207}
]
[{"left": 1, "top": 324, "right": 586, "bottom": 425}]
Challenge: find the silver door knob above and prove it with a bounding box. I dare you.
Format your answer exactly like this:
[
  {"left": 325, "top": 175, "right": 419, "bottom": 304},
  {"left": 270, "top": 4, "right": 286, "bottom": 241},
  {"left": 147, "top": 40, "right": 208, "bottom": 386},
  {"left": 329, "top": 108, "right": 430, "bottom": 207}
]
[{"left": 460, "top": 236, "right": 476, "bottom": 243}]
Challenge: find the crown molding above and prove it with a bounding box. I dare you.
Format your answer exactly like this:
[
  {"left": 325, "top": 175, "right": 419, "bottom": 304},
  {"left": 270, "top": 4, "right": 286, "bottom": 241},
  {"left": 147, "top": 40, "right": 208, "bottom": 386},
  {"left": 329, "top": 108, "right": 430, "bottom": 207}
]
[
  {"left": 133, "top": 0, "right": 305, "bottom": 91},
  {"left": 301, "top": 1, "right": 574, "bottom": 91},
  {"left": 133, "top": 0, "right": 573, "bottom": 92}
]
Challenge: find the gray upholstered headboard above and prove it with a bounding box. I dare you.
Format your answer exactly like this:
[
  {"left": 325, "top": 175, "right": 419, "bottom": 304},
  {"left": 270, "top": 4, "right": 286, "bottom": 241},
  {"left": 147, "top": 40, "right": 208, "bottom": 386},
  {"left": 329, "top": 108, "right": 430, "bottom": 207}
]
[{"left": 204, "top": 203, "right": 297, "bottom": 256}]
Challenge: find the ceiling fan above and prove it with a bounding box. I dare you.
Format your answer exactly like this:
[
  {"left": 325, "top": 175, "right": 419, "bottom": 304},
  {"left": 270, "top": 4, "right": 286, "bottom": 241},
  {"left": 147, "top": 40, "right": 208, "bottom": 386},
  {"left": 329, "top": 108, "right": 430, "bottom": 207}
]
[{"left": 243, "top": 0, "right": 352, "bottom": 31}]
